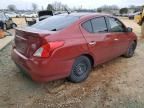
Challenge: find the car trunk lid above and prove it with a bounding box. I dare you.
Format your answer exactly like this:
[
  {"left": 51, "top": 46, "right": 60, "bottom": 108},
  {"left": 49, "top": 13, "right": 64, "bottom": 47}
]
[{"left": 14, "top": 27, "right": 54, "bottom": 58}]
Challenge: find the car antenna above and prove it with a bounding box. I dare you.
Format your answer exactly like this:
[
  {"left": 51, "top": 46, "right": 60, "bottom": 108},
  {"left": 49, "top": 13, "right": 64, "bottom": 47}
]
[{"left": 64, "top": 7, "right": 70, "bottom": 14}]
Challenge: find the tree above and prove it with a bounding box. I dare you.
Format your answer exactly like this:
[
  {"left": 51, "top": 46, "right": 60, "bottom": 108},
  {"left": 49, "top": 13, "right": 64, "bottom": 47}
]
[
  {"left": 97, "top": 5, "right": 119, "bottom": 14},
  {"left": 51, "top": 1, "right": 68, "bottom": 11},
  {"left": 7, "top": 4, "right": 16, "bottom": 11},
  {"left": 47, "top": 4, "right": 54, "bottom": 11},
  {"left": 32, "top": 3, "right": 38, "bottom": 11},
  {"left": 119, "top": 8, "right": 128, "bottom": 14}
]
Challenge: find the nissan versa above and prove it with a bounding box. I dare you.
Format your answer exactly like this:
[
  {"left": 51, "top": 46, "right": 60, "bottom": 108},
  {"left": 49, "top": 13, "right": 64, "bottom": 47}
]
[{"left": 11, "top": 13, "right": 137, "bottom": 83}]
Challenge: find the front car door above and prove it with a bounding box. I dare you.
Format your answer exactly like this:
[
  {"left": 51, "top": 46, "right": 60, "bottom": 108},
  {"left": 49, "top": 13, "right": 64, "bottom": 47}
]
[
  {"left": 106, "top": 17, "right": 130, "bottom": 56},
  {"left": 80, "top": 16, "right": 118, "bottom": 65}
]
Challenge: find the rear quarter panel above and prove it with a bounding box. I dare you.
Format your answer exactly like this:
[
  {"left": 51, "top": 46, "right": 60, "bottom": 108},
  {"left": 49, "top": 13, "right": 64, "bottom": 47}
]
[{"left": 44, "top": 21, "right": 89, "bottom": 62}]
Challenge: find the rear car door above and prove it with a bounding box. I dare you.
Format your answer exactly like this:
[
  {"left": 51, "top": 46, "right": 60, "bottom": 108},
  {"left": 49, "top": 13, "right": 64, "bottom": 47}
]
[
  {"left": 80, "top": 17, "right": 118, "bottom": 64},
  {"left": 106, "top": 17, "right": 130, "bottom": 56}
]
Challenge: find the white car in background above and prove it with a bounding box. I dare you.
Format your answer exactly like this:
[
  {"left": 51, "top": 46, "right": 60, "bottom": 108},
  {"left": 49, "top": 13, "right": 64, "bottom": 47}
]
[
  {"left": 5, "top": 12, "right": 19, "bottom": 18},
  {"left": 0, "top": 12, "right": 17, "bottom": 30},
  {"left": 128, "top": 12, "right": 141, "bottom": 20},
  {"left": 22, "top": 12, "right": 37, "bottom": 18}
]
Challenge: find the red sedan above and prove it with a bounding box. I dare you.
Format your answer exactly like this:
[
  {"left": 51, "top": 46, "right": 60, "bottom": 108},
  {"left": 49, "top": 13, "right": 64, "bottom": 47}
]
[{"left": 11, "top": 13, "right": 137, "bottom": 83}]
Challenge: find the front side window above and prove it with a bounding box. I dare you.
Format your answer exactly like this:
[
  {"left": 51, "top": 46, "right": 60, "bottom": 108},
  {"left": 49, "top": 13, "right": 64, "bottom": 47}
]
[
  {"left": 107, "top": 17, "right": 126, "bottom": 32},
  {"left": 91, "top": 17, "right": 108, "bottom": 33}
]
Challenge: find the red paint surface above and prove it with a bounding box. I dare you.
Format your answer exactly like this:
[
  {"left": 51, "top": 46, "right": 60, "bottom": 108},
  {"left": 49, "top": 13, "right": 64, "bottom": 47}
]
[{"left": 11, "top": 14, "right": 137, "bottom": 82}]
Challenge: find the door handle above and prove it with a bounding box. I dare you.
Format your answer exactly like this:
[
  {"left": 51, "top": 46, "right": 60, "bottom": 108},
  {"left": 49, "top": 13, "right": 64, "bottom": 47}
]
[
  {"left": 89, "top": 41, "right": 96, "bottom": 45},
  {"left": 114, "top": 38, "right": 119, "bottom": 41}
]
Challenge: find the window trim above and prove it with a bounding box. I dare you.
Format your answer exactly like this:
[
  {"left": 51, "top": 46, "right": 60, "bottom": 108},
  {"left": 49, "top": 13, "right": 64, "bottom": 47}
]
[{"left": 81, "top": 16, "right": 109, "bottom": 33}]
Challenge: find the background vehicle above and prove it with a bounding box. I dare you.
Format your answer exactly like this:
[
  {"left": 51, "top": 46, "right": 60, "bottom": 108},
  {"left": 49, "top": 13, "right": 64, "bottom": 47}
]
[
  {"left": 24, "top": 12, "right": 38, "bottom": 18},
  {"left": 134, "top": 6, "right": 144, "bottom": 37},
  {"left": 24, "top": 10, "right": 53, "bottom": 26},
  {"left": 128, "top": 12, "right": 141, "bottom": 20},
  {"left": 122, "top": 13, "right": 129, "bottom": 17},
  {"left": 0, "top": 12, "right": 17, "bottom": 30},
  {"left": 38, "top": 10, "right": 53, "bottom": 21},
  {"left": 5, "top": 12, "right": 19, "bottom": 18},
  {"left": 24, "top": 10, "right": 68, "bottom": 26},
  {"left": 11, "top": 13, "right": 137, "bottom": 83}
]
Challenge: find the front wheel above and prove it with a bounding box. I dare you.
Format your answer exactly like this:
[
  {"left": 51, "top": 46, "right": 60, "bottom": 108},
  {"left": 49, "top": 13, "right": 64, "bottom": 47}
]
[
  {"left": 124, "top": 41, "right": 136, "bottom": 58},
  {"left": 68, "top": 56, "right": 92, "bottom": 83}
]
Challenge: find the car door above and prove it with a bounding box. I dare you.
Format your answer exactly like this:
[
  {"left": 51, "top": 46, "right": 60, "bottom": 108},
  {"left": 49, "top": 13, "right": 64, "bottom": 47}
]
[
  {"left": 80, "top": 16, "right": 118, "bottom": 64},
  {"left": 106, "top": 17, "right": 130, "bottom": 56}
]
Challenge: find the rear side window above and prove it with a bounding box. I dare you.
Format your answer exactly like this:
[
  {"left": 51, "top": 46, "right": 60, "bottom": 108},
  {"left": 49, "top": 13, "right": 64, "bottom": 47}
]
[
  {"left": 91, "top": 17, "right": 108, "bottom": 33},
  {"left": 31, "top": 15, "right": 79, "bottom": 31},
  {"left": 82, "top": 20, "right": 93, "bottom": 33}
]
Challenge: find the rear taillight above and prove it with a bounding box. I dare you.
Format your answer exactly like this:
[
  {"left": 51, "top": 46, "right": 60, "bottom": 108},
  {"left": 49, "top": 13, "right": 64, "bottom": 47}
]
[{"left": 33, "top": 41, "right": 64, "bottom": 58}]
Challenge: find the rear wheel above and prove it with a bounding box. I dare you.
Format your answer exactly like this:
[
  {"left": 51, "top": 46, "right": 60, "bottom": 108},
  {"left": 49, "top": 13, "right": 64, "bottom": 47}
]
[
  {"left": 141, "top": 21, "right": 144, "bottom": 38},
  {"left": 68, "top": 56, "right": 92, "bottom": 83},
  {"left": 124, "top": 41, "right": 136, "bottom": 58}
]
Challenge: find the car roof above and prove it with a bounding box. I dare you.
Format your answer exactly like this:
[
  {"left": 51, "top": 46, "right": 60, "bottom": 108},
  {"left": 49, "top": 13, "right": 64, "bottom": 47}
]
[{"left": 59, "top": 12, "right": 111, "bottom": 19}]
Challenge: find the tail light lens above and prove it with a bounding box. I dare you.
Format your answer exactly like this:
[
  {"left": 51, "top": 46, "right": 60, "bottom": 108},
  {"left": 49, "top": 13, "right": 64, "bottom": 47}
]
[{"left": 33, "top": 41, "right": 64, "bottom": 58}]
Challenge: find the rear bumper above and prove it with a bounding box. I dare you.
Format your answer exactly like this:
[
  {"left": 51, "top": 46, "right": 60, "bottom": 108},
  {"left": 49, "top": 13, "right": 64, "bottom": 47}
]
[{"left": 11, "top": 49, "right": 74, "bottom": 82}]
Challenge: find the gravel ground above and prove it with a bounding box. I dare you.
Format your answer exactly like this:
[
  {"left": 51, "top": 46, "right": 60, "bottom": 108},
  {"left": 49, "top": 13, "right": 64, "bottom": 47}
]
[{"left": 0, "top": 18, "right": 144, "bottom": 108}]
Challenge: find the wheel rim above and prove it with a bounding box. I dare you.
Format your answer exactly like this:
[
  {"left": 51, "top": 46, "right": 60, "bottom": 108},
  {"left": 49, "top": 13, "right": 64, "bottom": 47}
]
[{"left": 74, "top": 61, "right": 88, "bottom": 76}]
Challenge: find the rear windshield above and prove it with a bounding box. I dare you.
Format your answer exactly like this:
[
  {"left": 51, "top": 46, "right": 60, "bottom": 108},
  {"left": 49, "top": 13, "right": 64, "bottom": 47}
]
[{"left": 31, "top": 15, "right": 79, "bottom": 31}]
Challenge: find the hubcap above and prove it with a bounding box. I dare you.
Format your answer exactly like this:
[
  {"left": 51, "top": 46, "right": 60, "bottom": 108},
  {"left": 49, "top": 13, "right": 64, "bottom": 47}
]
[{"left": 75, "top": 62, "right": 87, "bottom": 76}]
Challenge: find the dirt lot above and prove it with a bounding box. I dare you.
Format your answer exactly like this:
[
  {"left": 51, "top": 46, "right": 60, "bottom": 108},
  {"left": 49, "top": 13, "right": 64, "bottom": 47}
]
[{"left": 0, "top": 18, "right": 144, "bottom": 108}]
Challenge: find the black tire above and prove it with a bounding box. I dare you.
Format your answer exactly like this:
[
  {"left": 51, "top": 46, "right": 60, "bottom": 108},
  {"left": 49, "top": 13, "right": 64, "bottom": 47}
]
[
  {"left": 124, "top": 41, "right": 136, "bottom": 58},
  {"left": 68, "top": 56, "right": 92, "bottom": 83}
]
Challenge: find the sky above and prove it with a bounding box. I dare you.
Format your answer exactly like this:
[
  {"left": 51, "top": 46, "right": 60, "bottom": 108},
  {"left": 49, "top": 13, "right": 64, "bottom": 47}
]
[{"left": 0, "top": 0, "right": 144, "bottom": 10}]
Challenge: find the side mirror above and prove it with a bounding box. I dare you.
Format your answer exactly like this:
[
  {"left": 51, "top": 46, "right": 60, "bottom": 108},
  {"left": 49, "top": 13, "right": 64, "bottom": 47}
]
[{"left": 126, "top": 27, "right": 133, "bottom": 32}]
